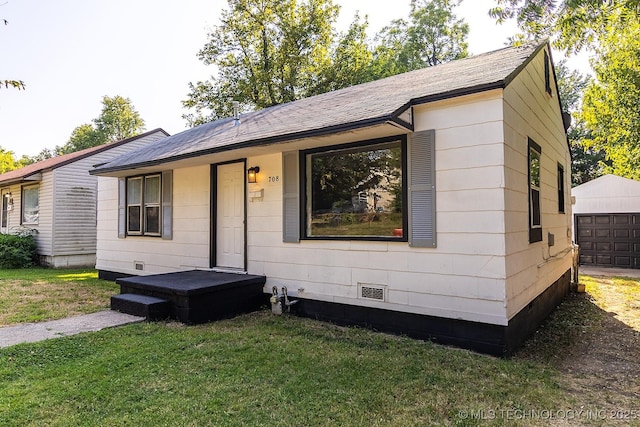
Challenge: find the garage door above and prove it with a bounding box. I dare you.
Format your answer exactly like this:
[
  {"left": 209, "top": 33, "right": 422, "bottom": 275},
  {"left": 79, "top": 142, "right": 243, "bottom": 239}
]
[{"left": 575, "top": 214, "right": 640, "bottom": 268}]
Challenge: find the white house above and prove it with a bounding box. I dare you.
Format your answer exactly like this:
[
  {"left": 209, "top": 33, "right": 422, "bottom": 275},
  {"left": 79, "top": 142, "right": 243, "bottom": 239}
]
[
  {"left": 91, "top": 42, "right": 573, "bottom": 356},
  {"left": 0, "top": 129, "right": 168, "bottom": 267},
  {"left": 572, "top": 174, "right": 640, "bottom": 268}
]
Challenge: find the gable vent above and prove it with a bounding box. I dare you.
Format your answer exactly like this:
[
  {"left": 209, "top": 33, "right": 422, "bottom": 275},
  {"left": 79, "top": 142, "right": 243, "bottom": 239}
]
[{"left": 359, "top": 284, "right": 386, "bottom": 301}]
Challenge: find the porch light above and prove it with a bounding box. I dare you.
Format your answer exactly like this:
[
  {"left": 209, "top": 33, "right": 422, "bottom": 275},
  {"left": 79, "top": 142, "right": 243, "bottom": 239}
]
[{"left": 247, "top": 166, "right": 260, "bottom": 183}]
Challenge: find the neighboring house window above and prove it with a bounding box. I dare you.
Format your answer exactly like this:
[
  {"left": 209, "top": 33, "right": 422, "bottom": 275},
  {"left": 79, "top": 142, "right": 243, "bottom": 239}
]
[
  {"left": 21, "top": 185, "right": 39, "bottom": 225},
  {"left": 544, "top": 50, "right": 552, "bottom": 96},
  {"left": 126, "top": 174, "right": 162, "bottom": 236},
  {"left": 557, "top": 163, "right": 565, "bottom": 213},
  {"left": 303, "top": 138, "right": 406, "bottom": 240},
  {"left": 528, "top": 139, "right": 542, "bottom": 243},
  {"left": 1, "top": 190, "right": 8, "bottom": 228}
]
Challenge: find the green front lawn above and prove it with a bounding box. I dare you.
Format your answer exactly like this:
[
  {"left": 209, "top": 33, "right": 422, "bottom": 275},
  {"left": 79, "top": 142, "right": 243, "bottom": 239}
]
[
  {"left": 0, "top": 268, "right": 117, "bottom": 326},
  {"left": 1, "top": 313, "right": 566, "bottom": 427}
]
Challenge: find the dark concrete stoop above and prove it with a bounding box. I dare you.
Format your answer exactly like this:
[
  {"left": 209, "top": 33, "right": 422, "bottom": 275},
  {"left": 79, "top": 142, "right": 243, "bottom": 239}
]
[{"left": 111, "top": 293, "right": 171, "bottom": 320}]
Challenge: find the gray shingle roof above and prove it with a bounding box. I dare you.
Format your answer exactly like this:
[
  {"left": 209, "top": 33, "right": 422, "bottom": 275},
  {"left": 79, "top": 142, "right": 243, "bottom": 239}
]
[{"left": 91, "top": 42, "right": 544, "bottom": 174}]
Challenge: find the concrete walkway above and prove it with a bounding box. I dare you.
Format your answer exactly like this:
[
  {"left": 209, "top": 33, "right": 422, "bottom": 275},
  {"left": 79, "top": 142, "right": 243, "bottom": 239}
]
[
  {"left": 580, "top": 266, "right": 640, "bottom": 279},
  {"left": 0, "top": 311, "right": 144, "bottom": 349},
  {"left": 1, "top": 266, "right": 637, "bottom": 350}
]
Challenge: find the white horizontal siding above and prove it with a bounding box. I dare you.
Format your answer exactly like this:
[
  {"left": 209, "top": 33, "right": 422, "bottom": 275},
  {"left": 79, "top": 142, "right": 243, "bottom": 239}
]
[
  {"left": 502, "top": 47, "right": 572, "bottom": 318},
  {"left": 52, "top": 131, "right": 167, "bottom": 261},
  {"left": 96, "top": 164, "right": 211, "bottom": 275}
]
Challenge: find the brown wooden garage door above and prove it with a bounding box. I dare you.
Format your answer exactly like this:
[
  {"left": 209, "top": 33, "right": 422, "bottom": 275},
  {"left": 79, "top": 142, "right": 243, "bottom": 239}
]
[{"left": 575, "top": 213, "right": 640, "bottom": 268}]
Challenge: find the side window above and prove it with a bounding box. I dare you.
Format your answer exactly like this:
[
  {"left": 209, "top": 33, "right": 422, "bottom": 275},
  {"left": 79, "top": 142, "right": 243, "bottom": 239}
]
[
  {"left": 528, "top": 139, "right": 542, "bottom": 243},
  {"left": 22, "top": 185, "right": 40, "bottom": 225},
  {"left": 557, "top": 163, "right": 565, "bottom": 213}
]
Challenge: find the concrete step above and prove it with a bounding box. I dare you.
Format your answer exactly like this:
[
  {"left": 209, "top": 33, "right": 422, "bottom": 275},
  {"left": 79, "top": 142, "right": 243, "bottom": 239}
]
[{"left": 111, "top": 293, "right": 170, "bottom": 320}]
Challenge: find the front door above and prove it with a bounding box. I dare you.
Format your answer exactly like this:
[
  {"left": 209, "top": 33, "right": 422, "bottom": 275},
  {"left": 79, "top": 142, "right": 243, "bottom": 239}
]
[{"left": 215, "top": 162, "right": 246, "bottom": 269}]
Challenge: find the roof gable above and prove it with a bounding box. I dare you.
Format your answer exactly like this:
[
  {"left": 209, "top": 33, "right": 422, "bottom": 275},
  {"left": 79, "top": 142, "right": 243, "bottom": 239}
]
[
  {"left": 572, "top": 174, "right": 640, "bottom": 198},
  {"left": 93, "top": 42, "right": 547, "bottom": 175},
  {"left": 0, "top": 128, "right": 169, "bottom": 185}
]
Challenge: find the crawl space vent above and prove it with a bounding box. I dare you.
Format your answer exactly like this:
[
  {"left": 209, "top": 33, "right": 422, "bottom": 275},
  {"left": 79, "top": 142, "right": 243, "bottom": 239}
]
[{"left": 360, "top": 284, "right": 385, "bottom": 301}]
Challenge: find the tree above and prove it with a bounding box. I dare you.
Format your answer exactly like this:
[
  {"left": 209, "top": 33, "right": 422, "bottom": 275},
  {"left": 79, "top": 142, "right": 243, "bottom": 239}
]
[
  {"left": 183, "top": 0, "right": 341, "bottom": 126},
  {"left": 0, "top": 147, "right": 19, "bottom": 173},
  {"left": 57, "top": 95, "right": 145, "bottom": 155},
  {"left": 555, "top": 61, "right": 607, "bottom": 186},
  {"left": 94, "top": 95, "right": 146, "bottom": 143},
  {"left": 57, "top": 124, "right": 103, "bottom": 155},
  {"left": 489, "top": 0, "right": 640, "bottom": 54},
  {"left": 580, "top": 16, "right": 640, "bottom": 180},
  {"left": 183, "top": 0, "right": 469, "bottom": 126},
  {"left": 374, "top": 0, "right": 468, "bottom": 76}
]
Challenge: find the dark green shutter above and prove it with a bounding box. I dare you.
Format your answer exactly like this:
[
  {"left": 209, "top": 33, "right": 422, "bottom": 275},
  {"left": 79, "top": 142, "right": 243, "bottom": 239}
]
[
  {"left": 118, "top": 177, "right": 126, "bottom": 239},
  {"left": 282, "top": 151, "right": 300, "bottom": 243},
  {"left": 408, "top": 130, "right": 436, "bottom": 247},
  {"left": 162, "top": 170, "right": 173, "bottom": 240}
]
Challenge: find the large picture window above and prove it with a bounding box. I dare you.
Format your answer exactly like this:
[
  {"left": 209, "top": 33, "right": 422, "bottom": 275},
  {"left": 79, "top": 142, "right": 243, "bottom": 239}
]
[
  {"left": 303, "top": 138, "right": 406, "bottom": 240},
  {"left": 22, "top": 185, "right": 39, "bottom": 225},
  {"left": 528, "top": 139, "right": 542, "bottom": 243},
  {"left": 127, "top": 174, "right": 161, "bottom": 236}
]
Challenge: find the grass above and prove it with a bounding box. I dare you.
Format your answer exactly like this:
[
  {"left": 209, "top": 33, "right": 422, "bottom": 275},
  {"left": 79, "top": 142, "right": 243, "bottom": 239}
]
[
  {"left": 0, "top": 313, "right": 566, "bottom": 426},
  {"left": 0, "top": 270, "right": 638, "bottom": 426},
  {"left": 0, "top": 268, "right": 117, "bottom": 326}
]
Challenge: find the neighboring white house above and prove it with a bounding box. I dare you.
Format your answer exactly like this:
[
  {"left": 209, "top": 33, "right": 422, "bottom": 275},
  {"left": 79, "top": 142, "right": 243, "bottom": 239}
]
[
  {"left": 91, "top": 42, "right": 572, "bottom": 356},
  {"left": 572, "top": 174, "right": 640, "bottom": 268},
  {"left": 0, "top": 129, "right": 169, "bottom": 267}
]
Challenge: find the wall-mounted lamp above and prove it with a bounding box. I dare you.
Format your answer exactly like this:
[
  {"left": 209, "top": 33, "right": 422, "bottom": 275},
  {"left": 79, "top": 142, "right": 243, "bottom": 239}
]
[{"left": 247, "top": 166, "right": 260, "bottom": 183}]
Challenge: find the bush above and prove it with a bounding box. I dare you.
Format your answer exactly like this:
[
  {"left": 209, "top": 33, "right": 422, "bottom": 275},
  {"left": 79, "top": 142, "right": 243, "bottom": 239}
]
[{"left": 0, "top": 233, "right": 38, "bottom": 268}]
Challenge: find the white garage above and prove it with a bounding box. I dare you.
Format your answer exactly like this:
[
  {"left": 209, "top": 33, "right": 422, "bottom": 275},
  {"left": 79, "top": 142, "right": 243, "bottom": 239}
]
[{"left": 572, "top": 174, "right": 640, "bottom": 268}]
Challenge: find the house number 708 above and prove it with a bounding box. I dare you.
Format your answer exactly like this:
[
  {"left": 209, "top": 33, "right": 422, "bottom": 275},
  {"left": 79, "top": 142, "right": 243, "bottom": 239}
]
[{"left": 268, "top": 176, "right": 280, "bottom": 182}]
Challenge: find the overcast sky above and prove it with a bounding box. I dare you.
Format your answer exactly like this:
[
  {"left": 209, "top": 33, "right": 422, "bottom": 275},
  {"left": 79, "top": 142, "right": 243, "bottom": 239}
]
[{"left": 0, "top": 0, "right": 584, "bottom": 158}]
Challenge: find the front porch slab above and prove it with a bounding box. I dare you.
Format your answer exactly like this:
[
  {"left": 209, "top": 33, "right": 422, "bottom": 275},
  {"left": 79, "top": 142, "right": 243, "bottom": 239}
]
[{"left": 114, "top": 270, "right": 267, "bottom": 324}]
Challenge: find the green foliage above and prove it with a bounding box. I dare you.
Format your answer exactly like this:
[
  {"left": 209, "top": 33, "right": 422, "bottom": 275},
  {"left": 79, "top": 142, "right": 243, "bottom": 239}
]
[
  {"left": 374, "top": 0, "right": 468, "bottom": 75},
  {"left": 183, "top": 0, "right": 340, "bottom": 126},
  {"left": 57, "top": 123, "right": 104, "bottom": 155},
  {"left": 21, "top": 95, "right": 147, "bottom": 161},
  {"left": 93, "top": 95, "right": 146, "bottom": 143},
  {"left": 0, "top": 147, "right": 19, "bottom": 173},
  {"left": 580, "top": 15, "right": 640, "bottom": 180},
  {"left": 0, "top": 232, "right": 38, "bottom": 269},
  {"left": 183, "top": 0, "right": 469, "bottom": 126},
  {"left": 554, "top": 61, "right": 608, "bottom": 186},
  {"left": 489, "top": 0, "right": 640, "bottom": 54}
]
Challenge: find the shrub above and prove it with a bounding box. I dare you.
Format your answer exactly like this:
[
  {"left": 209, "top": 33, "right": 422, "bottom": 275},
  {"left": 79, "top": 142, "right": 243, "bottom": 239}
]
[{"left": 0, "top": 233, "right": 38, "bottom": 268}]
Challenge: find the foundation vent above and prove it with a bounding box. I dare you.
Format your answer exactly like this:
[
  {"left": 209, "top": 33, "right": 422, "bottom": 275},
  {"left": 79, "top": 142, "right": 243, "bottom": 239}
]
[
  {"left": 134, "top": 262, "right": 144, "bottom": 271},
  {"left": 359, "top": 284, "right": 386, "bottom": 301}
]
